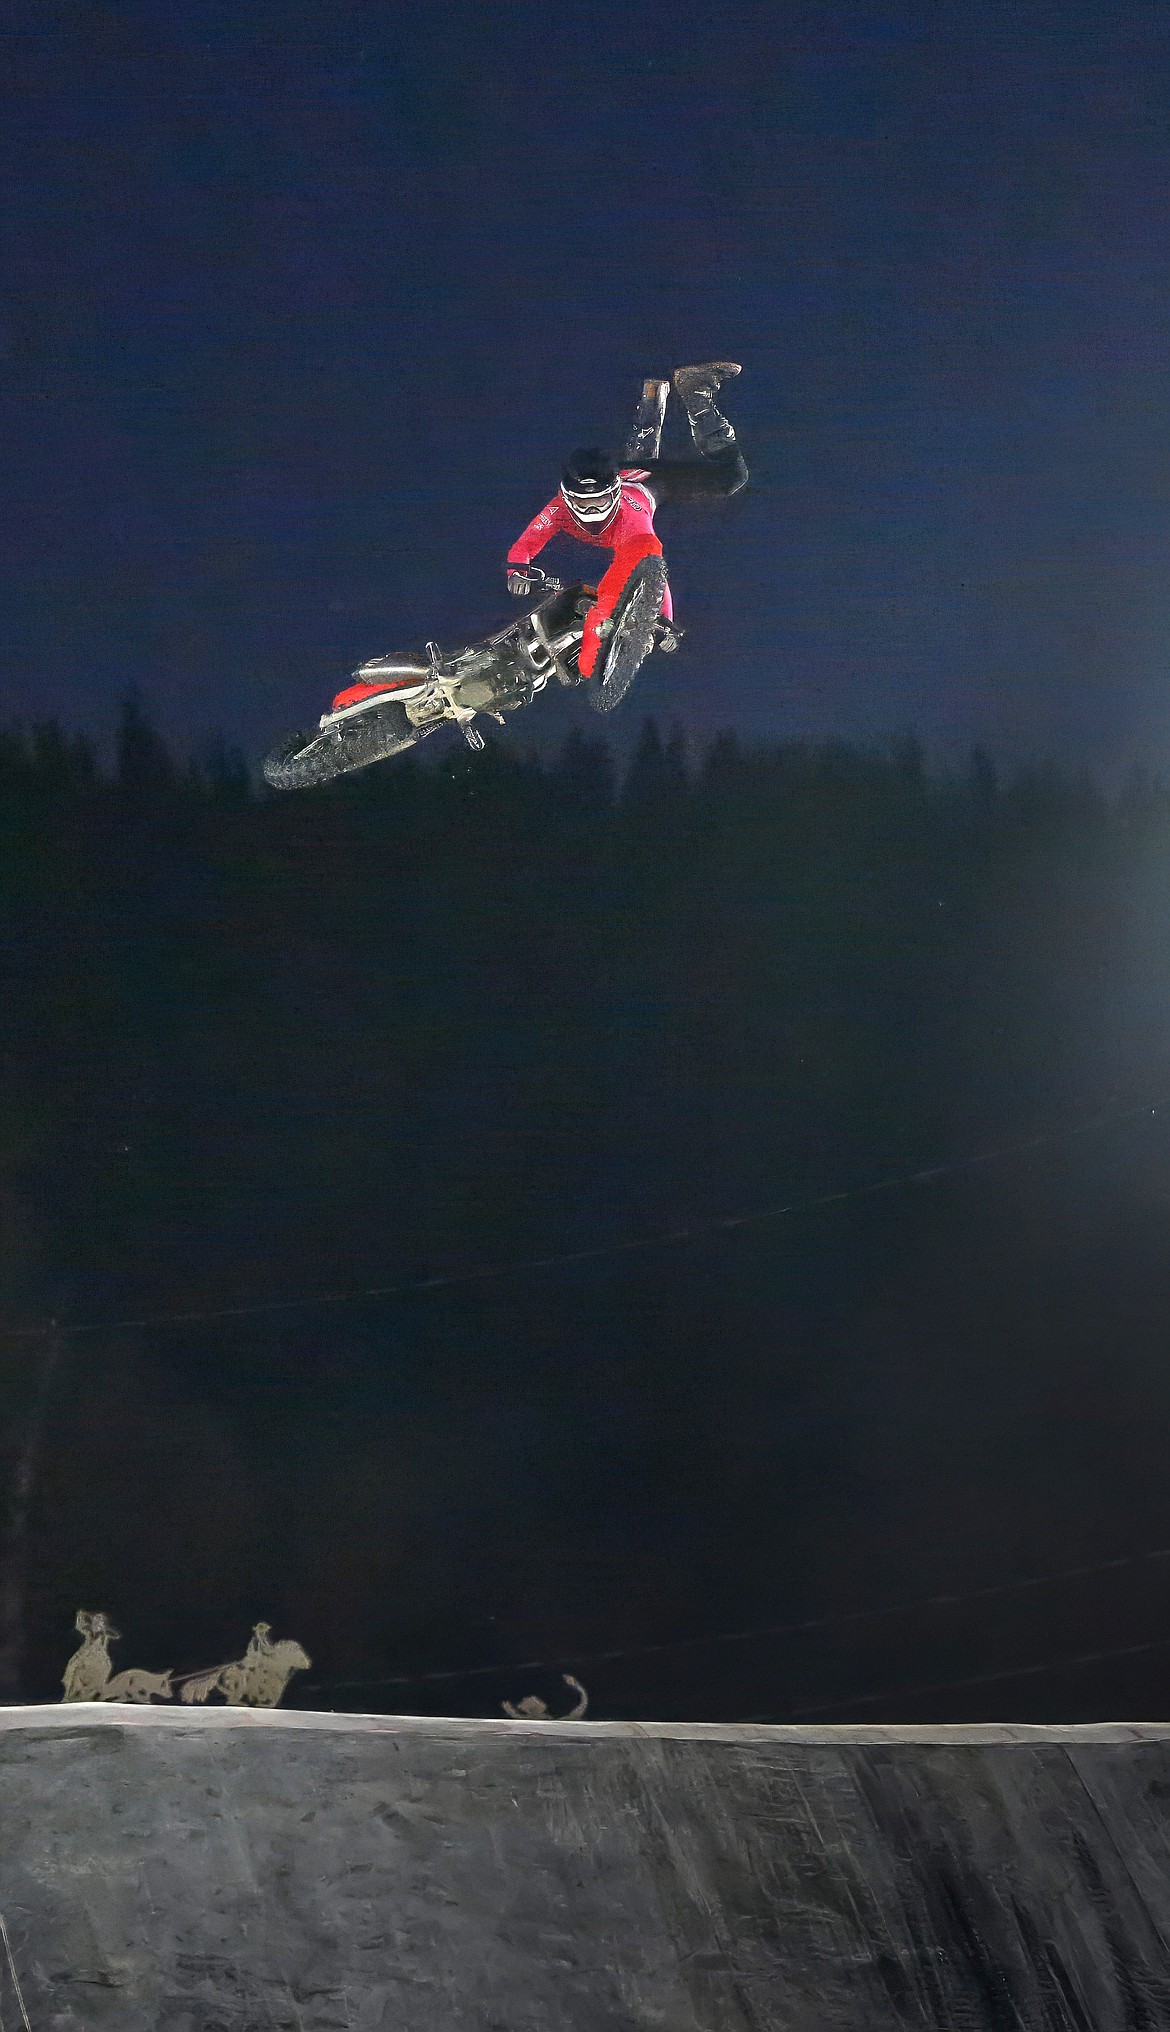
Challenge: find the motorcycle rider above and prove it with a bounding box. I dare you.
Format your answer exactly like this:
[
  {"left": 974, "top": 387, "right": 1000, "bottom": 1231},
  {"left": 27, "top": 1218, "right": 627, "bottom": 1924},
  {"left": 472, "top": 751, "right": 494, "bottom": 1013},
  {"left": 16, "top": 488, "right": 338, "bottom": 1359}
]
[{"left": 505, "top": 363, "right": 747, "bottom": 680}]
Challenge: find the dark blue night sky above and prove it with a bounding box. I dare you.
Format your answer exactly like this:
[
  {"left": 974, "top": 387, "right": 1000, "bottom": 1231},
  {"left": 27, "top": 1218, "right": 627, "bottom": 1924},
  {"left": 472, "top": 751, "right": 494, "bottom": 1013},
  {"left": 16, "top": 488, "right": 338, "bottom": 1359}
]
[{"left": 3, "top": 0, "right": 1170, "bottom": 764}]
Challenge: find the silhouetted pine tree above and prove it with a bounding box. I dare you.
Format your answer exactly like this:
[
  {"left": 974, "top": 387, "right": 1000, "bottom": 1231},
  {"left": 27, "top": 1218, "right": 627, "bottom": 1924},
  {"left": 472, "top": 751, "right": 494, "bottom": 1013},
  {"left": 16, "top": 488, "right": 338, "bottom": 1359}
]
[{"left": 116, "top": 690, "right": 174, "bottom": 796}]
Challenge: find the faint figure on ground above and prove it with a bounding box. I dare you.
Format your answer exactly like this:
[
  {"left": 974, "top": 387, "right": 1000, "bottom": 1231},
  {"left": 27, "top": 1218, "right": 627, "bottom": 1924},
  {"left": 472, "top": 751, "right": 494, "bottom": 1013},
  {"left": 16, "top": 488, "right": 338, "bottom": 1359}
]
[
  {"left": 103, "top": 1665, "right": 175, "bottom": 1703},
  {"left": 61, "top": 1610, "right": 173, "bottom": 1703},
  {"left": 61, "top": 1611, "right": 308, "bottom": 1707},
  {"left": 178, "top": 1622, "right": 311, "bottom": 1708},
  {"left": 503, "top": 1673, "right": 588, "bottom": 1720},
  {"left": 61, "top": 1611, "right": 119, "bottom": 1701}
]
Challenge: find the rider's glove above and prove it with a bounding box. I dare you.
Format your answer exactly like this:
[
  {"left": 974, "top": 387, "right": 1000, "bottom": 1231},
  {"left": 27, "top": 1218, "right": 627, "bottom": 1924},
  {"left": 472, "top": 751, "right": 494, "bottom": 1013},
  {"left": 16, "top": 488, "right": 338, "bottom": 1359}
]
[{"left": 507, "top": 565, "right": 545, "bottom": 597}]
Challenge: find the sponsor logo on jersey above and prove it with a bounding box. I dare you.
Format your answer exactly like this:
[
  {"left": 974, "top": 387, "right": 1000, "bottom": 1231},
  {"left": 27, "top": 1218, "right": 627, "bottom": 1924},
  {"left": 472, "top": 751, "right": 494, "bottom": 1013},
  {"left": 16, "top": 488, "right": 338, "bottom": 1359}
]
[{"left": 621, "top": 481, "right": 655, "bottom": 515}]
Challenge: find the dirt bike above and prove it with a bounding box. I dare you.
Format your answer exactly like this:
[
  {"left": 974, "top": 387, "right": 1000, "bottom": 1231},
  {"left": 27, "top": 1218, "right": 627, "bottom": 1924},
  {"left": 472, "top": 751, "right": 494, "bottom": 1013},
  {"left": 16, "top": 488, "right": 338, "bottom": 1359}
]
[{"left": 262, "top": 555, "right": 675, "bottom": 792}]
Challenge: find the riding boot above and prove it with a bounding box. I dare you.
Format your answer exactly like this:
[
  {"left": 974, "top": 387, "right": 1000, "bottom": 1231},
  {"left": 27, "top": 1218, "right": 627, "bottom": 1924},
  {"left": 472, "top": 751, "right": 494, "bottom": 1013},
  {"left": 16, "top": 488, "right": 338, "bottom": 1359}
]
[
  {"left": 674, "top": 361, "right": 741, "bottom": 456},
  {"left": 623, "top": 378, "right": 670, "bottom": 463}
]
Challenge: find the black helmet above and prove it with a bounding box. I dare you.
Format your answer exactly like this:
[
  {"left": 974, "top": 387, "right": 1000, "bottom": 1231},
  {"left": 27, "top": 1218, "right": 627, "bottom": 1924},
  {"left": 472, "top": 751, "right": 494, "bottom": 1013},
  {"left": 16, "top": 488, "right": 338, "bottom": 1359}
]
[{"left": 560, "top": 446, "right": 622, "bottom": 530}]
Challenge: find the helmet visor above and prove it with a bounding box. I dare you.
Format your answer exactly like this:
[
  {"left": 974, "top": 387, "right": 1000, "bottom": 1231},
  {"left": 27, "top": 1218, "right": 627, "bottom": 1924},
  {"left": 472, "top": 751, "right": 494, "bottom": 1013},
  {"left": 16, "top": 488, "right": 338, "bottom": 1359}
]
[{"left": 561, "top": 480, "right": 621, "bottom": 526}]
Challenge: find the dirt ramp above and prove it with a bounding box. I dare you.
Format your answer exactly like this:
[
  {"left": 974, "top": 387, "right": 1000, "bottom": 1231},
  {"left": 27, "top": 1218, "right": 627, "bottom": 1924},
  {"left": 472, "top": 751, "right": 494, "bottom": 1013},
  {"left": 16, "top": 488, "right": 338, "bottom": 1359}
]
[{"left": 1, "top": 1709, "right": 1169, "bottom": 2029}]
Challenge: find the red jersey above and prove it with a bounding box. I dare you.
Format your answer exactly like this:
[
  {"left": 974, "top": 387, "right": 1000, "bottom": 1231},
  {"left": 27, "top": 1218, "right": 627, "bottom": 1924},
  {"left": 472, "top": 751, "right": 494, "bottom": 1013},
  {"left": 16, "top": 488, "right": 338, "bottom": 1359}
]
[{"left": 506, "top": 471, "right": 659, "bottom": 566}]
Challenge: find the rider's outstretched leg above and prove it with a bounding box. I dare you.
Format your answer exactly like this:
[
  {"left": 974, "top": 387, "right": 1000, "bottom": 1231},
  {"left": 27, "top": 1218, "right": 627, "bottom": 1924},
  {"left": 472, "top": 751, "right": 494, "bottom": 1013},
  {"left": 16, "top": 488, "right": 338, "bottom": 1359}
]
[
  {"left": 624, "top": 378, "right": 670, "bottom": 464},
  {"left": 643, "top": 365, "right": 747, "bottom": 500}
]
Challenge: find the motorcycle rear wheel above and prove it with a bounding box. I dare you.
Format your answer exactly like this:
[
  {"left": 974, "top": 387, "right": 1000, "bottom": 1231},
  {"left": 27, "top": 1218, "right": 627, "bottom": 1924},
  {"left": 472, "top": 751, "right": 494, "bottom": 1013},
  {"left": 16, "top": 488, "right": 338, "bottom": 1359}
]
[
  {"left": 262, "top": 699, "right": 422, "bottom": 791},
  {"left": 589, "top": 554, "right": 669, "bottom": 715}
]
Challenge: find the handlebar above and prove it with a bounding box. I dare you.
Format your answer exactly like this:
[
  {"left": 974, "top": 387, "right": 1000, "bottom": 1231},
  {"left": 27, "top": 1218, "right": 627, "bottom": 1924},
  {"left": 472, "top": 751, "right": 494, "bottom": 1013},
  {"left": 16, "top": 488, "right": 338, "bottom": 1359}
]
[{"left": 521, "top": 573, "right": 598, "bottom": 600}]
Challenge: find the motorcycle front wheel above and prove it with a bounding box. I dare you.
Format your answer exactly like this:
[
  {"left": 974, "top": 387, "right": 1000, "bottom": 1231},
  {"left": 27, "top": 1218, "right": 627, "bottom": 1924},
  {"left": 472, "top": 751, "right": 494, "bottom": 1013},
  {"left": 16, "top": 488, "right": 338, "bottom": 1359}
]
[{"left": 589, "top": 554, "right": 669, "bottom": 715}]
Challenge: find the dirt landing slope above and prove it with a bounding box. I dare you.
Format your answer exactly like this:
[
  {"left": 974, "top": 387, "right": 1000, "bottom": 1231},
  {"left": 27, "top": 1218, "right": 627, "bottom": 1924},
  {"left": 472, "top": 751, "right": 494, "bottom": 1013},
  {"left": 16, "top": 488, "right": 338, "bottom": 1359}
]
[{"left": 0, "top": 1708, "right": 1168, "bottom": 2029}]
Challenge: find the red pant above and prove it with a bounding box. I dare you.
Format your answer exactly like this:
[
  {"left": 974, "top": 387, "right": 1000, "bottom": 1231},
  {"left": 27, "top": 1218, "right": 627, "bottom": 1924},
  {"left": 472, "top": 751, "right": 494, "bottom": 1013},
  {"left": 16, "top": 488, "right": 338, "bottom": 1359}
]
[{"left": 579, "top": 535, "right": 672, "bottom": 679}]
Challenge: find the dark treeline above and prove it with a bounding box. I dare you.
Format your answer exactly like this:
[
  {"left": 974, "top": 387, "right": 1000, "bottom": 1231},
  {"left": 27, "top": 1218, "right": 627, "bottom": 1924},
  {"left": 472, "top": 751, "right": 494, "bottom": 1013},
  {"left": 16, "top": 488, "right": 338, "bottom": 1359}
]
[{"left": 4, "top": 698, "right": 1170, "bottom": 1721}]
